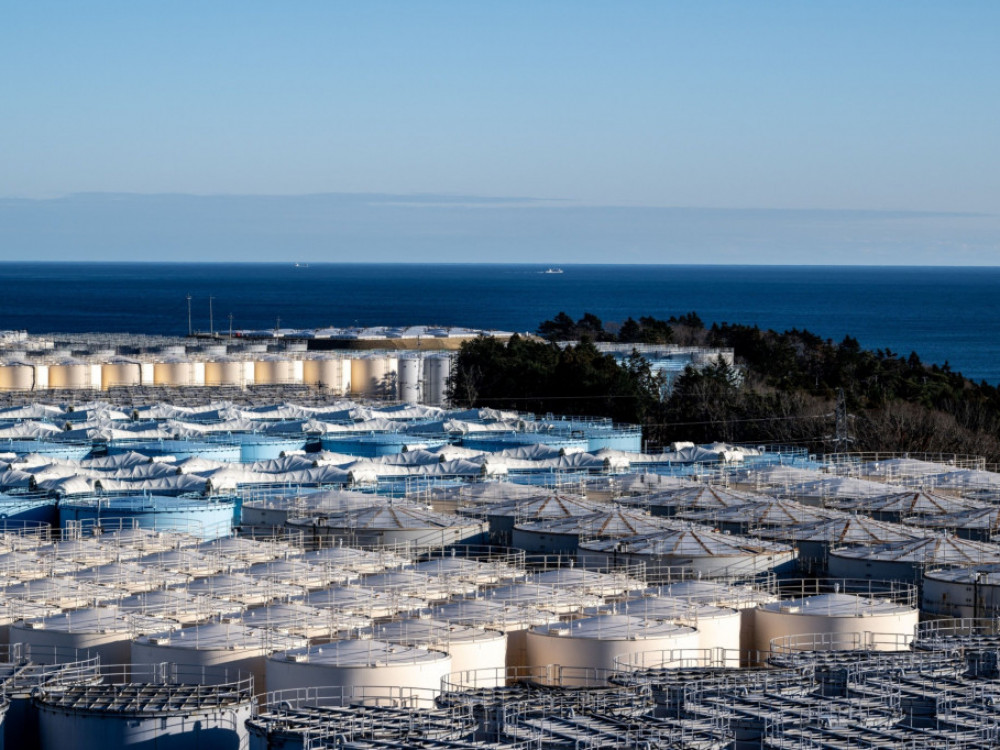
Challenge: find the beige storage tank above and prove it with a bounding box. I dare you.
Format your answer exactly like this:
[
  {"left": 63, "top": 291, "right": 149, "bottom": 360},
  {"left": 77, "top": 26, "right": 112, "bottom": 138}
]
[
  {"left": 752, "top": 588, "right": 918, "bottom": 657},
  {"left": 302, "top": 357, "right": 349, "bottom": 392},
  {"left": 100, "top": 358, "right": 142, "bottom": 389},
  {"left": 0, "top": 362, "right": 35, "bottom": 391},
  {"left": 153, "top": 359, "right": 195, "bottom": 386},
  {"left": 266, "top": 640, "right": 453, "bottom": 703},
  {"left": 47, "top": 359, "right": 92, "bottom": 389},
  {"left": 351, "top": 355, "right": 397, "bottom": 398},
  {"left": 204, "top": 358, "right": 246, "bottom": 387},
  {"left": 132, "top": 622, "right": 307, "bottom": 694},
  {"left": 254, "top": 357, "right": 296, "bottom": 385},
  {"left": 525, "top": 614, "right": 700, "bottom": 685},
  {"left": 369, "top": 617, "right": 508, "bottom": 682}
]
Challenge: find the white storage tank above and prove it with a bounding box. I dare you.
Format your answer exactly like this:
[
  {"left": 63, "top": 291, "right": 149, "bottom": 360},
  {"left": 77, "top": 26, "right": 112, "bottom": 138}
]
[
  {"left": 753, "top": 589, "right": 919, "bottom": 656},
  {"left": 33, "top": 664, "right": 254, "bottom": 750},
  {"left": 0, "top": 362, "right": 34, "bottom": 391},
  {"left": 370, "top": 617, "right": 508, "bottom": 682},
  {"left": 397, "top": 356, "right": 423, "bottom": 403},
  {"left": 653, "top": 579, "right": 779, "bottom": 658},
  {"left": 204, "top": 358, "right": 246, "bottom": 387},
  {"left": 430, "top": 599, "right": 559, "bottom": 669},
  {"left": 153, "top": 359, "right": 196, "bottom": 386},
  {"left": 11, "top": 606, "right": 175, "bottom": 665},
  {"left": 304, "top": 585, "right": 427, "bottom": 620},
  {"left": 423, "top": 355, "right": 451, "bottom": 406},
  {"left": 132, "top": 622, "right": 307, "bottom": 694},
  {"left": 526, "top": 614, "right": 700, "bottom": 684},
  {"left": 254, "top": 356, "right": 296, "bottom": 385},
  {"left": 266, "top": 639, "right": 452, "bottom": 702},
  {"left": 99, "top": 358, "right": 142, "bottom": 389},
  {"left": 616, "top": 596, "right": 740, "bottom": 655},
  {"left": 46, "top": 359, "right": 92, "bottom": 390}
]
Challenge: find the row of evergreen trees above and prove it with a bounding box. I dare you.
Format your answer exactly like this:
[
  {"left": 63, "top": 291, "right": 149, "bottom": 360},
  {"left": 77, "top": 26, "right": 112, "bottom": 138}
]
[{"left": 447, "top": 312, "right": 1000, "bottom": 460}]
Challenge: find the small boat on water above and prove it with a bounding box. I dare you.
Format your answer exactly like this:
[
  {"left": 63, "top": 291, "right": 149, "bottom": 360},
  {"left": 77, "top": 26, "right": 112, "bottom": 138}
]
[{"left": 542, "top": 268, "right": 564, "bottom": 274}]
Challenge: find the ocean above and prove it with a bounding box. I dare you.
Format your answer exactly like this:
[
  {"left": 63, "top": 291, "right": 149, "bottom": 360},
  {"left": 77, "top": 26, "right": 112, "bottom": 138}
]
[{"left": 1, "top": 263, "right": 998, "bottom": 384}]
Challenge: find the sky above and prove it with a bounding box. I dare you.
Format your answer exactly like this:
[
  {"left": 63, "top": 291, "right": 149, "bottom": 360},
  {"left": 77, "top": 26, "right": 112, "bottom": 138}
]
[{"left": 2, "top": 1, "right": 998, "bottom": 263}]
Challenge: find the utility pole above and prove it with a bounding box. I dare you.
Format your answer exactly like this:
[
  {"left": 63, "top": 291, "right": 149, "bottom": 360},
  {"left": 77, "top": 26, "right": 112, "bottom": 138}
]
[
  {"left": 186, "top": 294, "right": 192, "bottom": 336},
  {"left": 834, "top": 387, "right": 853, "bottom": 452},
  {"left": 209, "top": 296, "right": 215, "bottom": 336}
]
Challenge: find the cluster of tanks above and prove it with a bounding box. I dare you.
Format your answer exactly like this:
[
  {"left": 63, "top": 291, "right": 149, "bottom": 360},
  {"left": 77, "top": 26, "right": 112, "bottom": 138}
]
[{"left": 0, "top": 391, "right": 999, "bottom": 746}]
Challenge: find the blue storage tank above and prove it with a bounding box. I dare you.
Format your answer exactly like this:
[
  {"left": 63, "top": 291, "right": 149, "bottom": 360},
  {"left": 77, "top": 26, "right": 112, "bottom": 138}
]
[
  {"left": 460, "top": 433, "right": 590, "bottom": 454},
  {"left": 0, "top": 439, "right": 92, "bottom": 461},
  {"left": 0, "top": 493, "right": 58, "bottom": 526},
  {"left": 219, "top": 433, "right": 310, "bottom": 462},
  {"left": 319, "top": 433, "right": 447, "bottom": 458},
  {"left": 106, "top": 439, "right": 242, "bottom": 463},
  {"left": 58, "top": 494, "right": 234, "bottom": 540},
  {"left": 581, "top": 426, "right": 642, "bottom": 452}
]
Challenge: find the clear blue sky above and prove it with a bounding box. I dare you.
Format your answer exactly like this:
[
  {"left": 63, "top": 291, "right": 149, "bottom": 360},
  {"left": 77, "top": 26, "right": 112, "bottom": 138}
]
[{"left": 2, "top": 1, "right": 998, "bottom": 262}]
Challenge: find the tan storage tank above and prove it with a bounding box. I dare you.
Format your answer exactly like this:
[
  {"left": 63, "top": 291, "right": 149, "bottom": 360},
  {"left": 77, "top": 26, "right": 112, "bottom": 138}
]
[
  {"left": 0, "top": 362, "right": 35, "bottom": 391},
  {"left": 254, "top": 357, "right": 296, "bottom": 385},
  {"left": 204, "top": 358, "right": 246, "bottom": 387},
  {"left": 47, "top": 360, "right": 92, "bottom": 389},
  {"left": 100, "top": 358, "right": 142, "bottom": 389},
  {"left": 526, "top": 614, "right": 700, "bottom": 685},
  {"left": 351, "top": 355, "right": 397, "bottom": 398},
  {"left": 153, "top": 359, "right": 195, "bottom": 386},
  {"left": 266, "top": 639, "right": 452, "bottom": 703},
  {"left": 753, "top": 589, "right": 918, "bottom": 657},
  {"left": 302, "top": 357, "right": 349, "bottom": 392}
]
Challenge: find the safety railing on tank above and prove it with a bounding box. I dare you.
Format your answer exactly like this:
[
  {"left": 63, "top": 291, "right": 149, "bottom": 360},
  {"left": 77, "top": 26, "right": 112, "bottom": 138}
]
[{"left": 765, "top": 578, "right": 919, "bottom": 608}]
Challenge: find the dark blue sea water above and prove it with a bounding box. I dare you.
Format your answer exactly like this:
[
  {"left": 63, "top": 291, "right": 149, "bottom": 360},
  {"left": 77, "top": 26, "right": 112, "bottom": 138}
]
[{"left": 1, "top": 263, "right": 998, "bottom": 383}]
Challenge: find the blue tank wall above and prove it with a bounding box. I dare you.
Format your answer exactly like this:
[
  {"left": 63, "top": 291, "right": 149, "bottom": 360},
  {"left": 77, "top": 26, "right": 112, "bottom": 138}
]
[
  {"left": 460, "top": 433, "right": 590, "bottom": 454},
  {"left": 107, "top": 440, "right": 242, "bottom": 463},
  {"left": 0, "top": 440, "right": 92, "bottom": 461},
  {"left": 319, "top": 435, "right": 447, "bottom": 458},
  {"left": 58, "top": 496, "right": 234, "bottom": 539},
  {"left": 0, "top": 495, "right": 58, "bottom": 526}
]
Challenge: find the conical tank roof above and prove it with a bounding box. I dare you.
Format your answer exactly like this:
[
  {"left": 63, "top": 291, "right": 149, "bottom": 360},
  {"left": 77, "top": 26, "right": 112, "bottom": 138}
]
[
  {"left": 315, "top": 502, "right": 477, "bottom": 530},
  {"left": 758, "top": 514, "right": 922, "bottom": 545},
  {"left": 580, "top": 526, "right": 794, "bottom": 558},
  {"left": 514, "top": 507, "right": 677, "bottom": 538},
  {"left": 680, "top": 499, "right": 840, "bottom": 528},
  {"left": 832, "top": 534, "right": 1000, "bottom": 565},
  {"left": 855, "top": 490, "right": 984, "bottom": 516},
  {"left": 643, "top": 485, "right": 765, "bottom": 513},
  {"left": 482, "top": 494, "right": 602, "bottom": 520}
]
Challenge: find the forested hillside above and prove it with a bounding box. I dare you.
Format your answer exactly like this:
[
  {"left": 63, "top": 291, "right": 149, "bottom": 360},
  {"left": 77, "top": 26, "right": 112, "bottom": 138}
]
[{"left": 448, "top": 312, "right": 1000, "bottom": 460}]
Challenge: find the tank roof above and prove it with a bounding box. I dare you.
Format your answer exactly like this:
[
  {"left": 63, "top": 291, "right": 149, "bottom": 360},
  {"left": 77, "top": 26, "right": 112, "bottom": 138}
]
[
  {"left": 514, "top": 507, "right": 676, "bottom": 537},
  {"left": 831, "top": 534, "right": 1000, "bottom": 565},
  {"left": 531, "top": 613, "right": 697, "bottom": 640},
  {"left": 758, "top": 592, "right": 914, "bottom": 617},
  {"left": 276, "top": 639, "right": 449, "bottom": 667},
  {"left": 137, "top": 621, "right": 307, "bottom": 652},
  {"left": 580, "top": 526, "right": 794, "bottom": 558}
]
